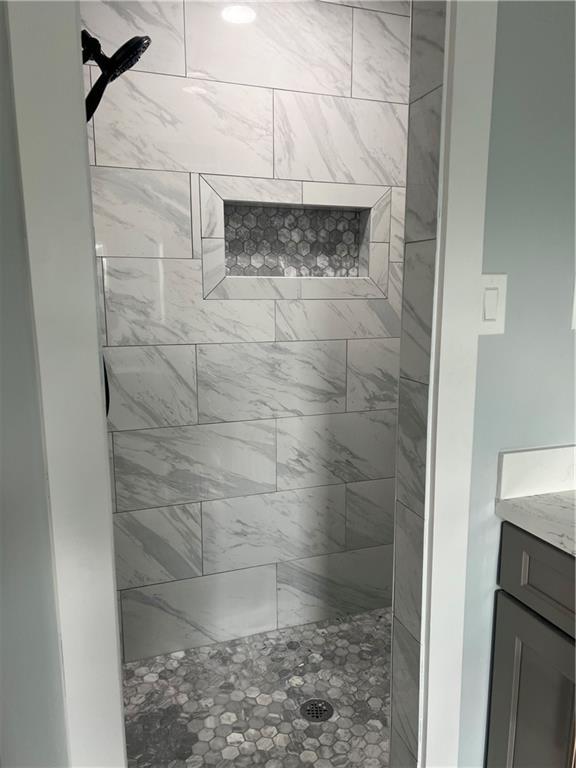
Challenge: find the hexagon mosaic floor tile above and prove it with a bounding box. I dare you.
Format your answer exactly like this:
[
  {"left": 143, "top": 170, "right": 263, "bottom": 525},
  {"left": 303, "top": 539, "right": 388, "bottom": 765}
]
[
  {"left": 224, "top": 204, "right": 363, "bottom": 278},
  {"left": 123, "top": 608, "right": 391, "bottom": 767}
]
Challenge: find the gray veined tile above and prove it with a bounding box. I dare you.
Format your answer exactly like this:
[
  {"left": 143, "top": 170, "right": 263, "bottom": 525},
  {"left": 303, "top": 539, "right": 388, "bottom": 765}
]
[
  {"left": 390, "top": 723, "right": 417, "bottom": 768},
  {"left": 201, "top": 238, "right": 226, "bottom": 296},
  {"left": 405, "top": 86, "right": 443, "bottom": 242},
  {"left": 274, "top": 90, "right": 408, "bottom": 186},
  {"left": 202, "top": 486, "right": 346, "bottom": 574},
  {"left": 121, "top": 564, "right": 277, "bottom": 660},
  {"left": 104, "top": 345, "right": 197, "bottom": 431},
  {"left": 95, "top": 259, "right": 106, "bottom": 346},
  {"left": 303, "top": 182, "right": 387, "bottom": 208},
  {"left": 197, "top": 340, "right": 346, "bottom": 422},
  {"left": 368, "top": 242, "right": 390, "bottom": 293},
  {"left": 114, "top": 503, "right": 202, "bottom": 590},
  {"left": 113, "top": 420, "right": 276, "bottom": 511},
  {"left": 390, "top": 187, "right": 406, "bottom": 261},
  {"left": 410, "top": 0, "right": 447, "bottom": 103},
  {"left": 393, "top": 501, "right": 424, "bottom": 640},
  {"left": 352, "top": 9, "right": 410, "bottom": 103},
  {"left": 94, "top": 72, "right": 273, "bottom": 177},
  {"left": 277, "top": 410, "right": 396, "bottom": 490},
  {"left": 275, "top": 298, "right": 400, "bottom": 341},
  {"left": 103, "top": 258, "right": 274, "bottom": 345},
  {"left": 83, "top": 67, "right": 95, "bottom": 164},
  {"left": 91, "top": 167, "right": 192, "bottom": 260},
  {"left": 202, "top": 175, "right": 302, "bottom": 205},
  {"left": 400, "top": 240, "right": 436, "bottom": 384},
  {"left": 199, "top": 178, "right": 224, "bottom": 238},
  {"left": 347, "top": 337, "right": 400, "bottom": 411},
  {"left": 190, "top": 173, "right": 202, "bottom": 259},
  {"left": 346, "top": 478, "right": 395, "bottom": 548},
  {"left": 391, "top": 618, "right": 420, "bottom": 757},
  {"left": 108, "top": 433, "right": 116, "bottom": 509},
  {"left": 388, "top": 260, "right": 404, "bottom": 323},
  {"left": 81, "top": 0, "right": 186, "bottom": 76},
  {"left": 370, "top": 188, "right": 391, "bottom": 242},
  {"left": 185, "top": 1, "right": 352, "bottom": 96},
  {"left": 277, "top": 545, "right": 393, "bottom": 627},
  {"left": 397, "top": 378, "right": 428, "bottom": 517}
]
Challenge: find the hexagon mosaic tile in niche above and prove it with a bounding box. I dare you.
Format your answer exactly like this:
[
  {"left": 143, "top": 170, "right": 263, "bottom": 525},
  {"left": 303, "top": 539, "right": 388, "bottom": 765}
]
[
  {"left": 123, "top": 607, "right": 391, "bottom": 767},
  {"left": 224, "top": 204, "right": 364, "bottom": 278}
]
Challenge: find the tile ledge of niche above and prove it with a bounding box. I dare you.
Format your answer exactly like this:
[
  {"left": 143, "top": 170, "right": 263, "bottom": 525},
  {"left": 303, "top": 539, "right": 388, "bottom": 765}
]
[{"left": 204, "top": 276, "right": 387, "bottom": 301}]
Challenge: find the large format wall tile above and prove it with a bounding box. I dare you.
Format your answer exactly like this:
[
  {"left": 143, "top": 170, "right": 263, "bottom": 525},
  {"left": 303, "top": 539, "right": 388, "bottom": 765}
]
[
  {"left": 352, "top": 9, "right": 410, "bottom": 103},
  {"left": 390, "top": 187, "right": 406, "bottom": 262},
  {"left": 405, "top": 86, "right": 442, "bottom": 242},
  {"left": 391, "top": 619, "right": 420, "bottom": 757},
  {"left": 104, "top": 346, "right": 197, "bottom": 431},
  {"left": 91, "top": 167, "right": 192, "bottom": 259},
  {"left": 277, "top": 410, "right": 396, "bottom": 489},
  {"left": 83, "top": 67, "right": 95, "bottom": 164},
  {"left": 81, "top": 1, "right": 186, "bottom": 76},
  {"left": 186, "top": 2, "right": 352, "bottom": 96},
  {"left": 277, "top": 545, "right": 393, "bottom": 627},
  {"left": 410, "top": 1, "right": 447, "bottom": 102},
  {"left": 114, "top": 503, "right": 202, "bottom": 589},
  {"left": 104, "top": 259, "right": 274, "bottom": 345},
  {"left": 397, "top": 378, "right": 428, "bottom": 517},
  {"left": 274, "top": 91, "right": 408, "bottom": 185},
  {"left": 113, "top": 420, "right": 276, "bottom": 511},
  {"left": 197, "top": 341, "right": 346, "bottom": 422},
  {"left": 401, "top": 241, "right": 436, "bottom": 384},
  {"left": 393, "top": 501, "right": 424, "bottom": 640},
  {"left": 94, "top": 72, "right": 273, "bottom": 176},
  {"left": 390, "top": 719, "right": 417, "bottom": 767},
  {"left": 347, "top": 337, "right": 400, "bottom": 411},
  {"left": 122, "top": 564, "right": 277, "bottom": 660},
  {"left": 276, "top": 298, "right": 400, "bottom": 341},
  {"left": 346, "top": 478, "right": 395, "bottom": 549},
  {"left": 202, "top": 486, "right": 346, "bottom": 574}
]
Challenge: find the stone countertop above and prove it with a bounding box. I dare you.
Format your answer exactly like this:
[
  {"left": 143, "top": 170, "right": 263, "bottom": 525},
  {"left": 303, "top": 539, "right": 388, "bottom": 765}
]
[{"left": 496, "top": 490, "right": 576, "bottom": 557}]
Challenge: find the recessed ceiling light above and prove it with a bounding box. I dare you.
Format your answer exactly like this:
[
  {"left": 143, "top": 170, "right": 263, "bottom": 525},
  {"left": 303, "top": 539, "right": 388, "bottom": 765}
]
[{"left": 221, "top": 5, "right": 256, "bottom": 24}]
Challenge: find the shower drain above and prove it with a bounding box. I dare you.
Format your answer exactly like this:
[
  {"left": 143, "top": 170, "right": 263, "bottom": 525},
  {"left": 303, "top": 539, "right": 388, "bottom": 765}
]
[{"left": 300, "top": 698, "right": 334, "bottom": 722}]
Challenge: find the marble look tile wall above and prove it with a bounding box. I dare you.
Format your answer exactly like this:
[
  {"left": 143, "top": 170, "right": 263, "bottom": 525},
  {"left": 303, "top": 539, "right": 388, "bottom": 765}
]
[
  {"left": 86, "top": 0, "right": 412, "bottom": 659},
  {"left": 390, "top": 3, "right": 446, "bottom": 765}
]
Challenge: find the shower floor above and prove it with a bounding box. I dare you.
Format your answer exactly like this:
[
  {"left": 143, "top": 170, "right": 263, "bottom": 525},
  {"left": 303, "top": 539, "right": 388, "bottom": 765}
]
[{"left": 123, "top": 607, "right": 391, "bottom": 768}]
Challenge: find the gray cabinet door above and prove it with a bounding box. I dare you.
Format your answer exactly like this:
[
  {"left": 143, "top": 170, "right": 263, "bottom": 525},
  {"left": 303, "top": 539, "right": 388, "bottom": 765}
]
[{"left": 486, "top": 591, "right": 575, "bottom": 768}]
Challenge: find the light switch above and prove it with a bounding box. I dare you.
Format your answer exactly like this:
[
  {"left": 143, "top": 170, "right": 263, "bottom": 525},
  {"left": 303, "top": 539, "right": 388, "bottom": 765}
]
[
  {"left": 483, "top": 287, "right": 499, "bottom": 321},
  {"left": 480, "top": 274, "right": 507, "bottom": 334}
]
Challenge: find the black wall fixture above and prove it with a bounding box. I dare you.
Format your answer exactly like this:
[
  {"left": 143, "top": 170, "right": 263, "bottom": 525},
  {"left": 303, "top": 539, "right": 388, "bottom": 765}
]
[{"left": 82, "top": 29, "right": 151, "bottom": 121}]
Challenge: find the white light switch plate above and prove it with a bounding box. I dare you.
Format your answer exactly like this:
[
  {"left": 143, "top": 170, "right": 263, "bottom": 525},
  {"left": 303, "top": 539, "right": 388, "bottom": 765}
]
[{"left": 480, "top": 273, "right": 507, "bottom": 334}]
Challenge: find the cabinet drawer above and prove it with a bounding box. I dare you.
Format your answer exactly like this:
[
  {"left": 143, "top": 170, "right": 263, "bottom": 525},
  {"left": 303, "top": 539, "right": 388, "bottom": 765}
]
[{"left": 499, "top": 522, "right": 575, "bottom": 638}]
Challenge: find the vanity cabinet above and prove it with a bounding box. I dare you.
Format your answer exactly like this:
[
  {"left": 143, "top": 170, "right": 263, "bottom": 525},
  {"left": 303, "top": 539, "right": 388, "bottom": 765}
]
[{"left": 486, "top": 523, "right": 575, "bottom": 768}]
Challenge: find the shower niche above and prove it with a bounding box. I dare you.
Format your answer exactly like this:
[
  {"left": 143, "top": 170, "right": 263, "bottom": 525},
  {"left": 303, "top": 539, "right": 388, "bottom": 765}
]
[
  {"left": 224, "top": 203, "right": 365, "bottom": 278},
  {"left": 198, "top": 175, "right": 393, "bottom": 300}
]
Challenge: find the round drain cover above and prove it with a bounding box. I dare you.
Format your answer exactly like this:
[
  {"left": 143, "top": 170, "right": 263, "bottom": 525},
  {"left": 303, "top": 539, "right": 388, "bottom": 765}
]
[{"left": 300, "top": 698, "right": 334, "bottom": 722}]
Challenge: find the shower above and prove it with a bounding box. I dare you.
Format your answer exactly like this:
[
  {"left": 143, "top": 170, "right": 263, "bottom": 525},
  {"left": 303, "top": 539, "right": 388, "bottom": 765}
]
[{"left": 82, "top": 29, "right": 151, "bottom": 121}]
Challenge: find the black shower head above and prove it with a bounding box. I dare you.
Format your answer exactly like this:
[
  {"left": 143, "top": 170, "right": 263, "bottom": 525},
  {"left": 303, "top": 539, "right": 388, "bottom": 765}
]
[{"left": 82, "top": 30, "right": 151, "bottom": 121}]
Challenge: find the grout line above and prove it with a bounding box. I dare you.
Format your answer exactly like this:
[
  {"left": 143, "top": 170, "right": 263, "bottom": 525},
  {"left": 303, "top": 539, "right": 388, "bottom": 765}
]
[
  {"left": 409, "top": 82, "right": 443, "bottom": 107},
  {"left": 92, "top": 63, "right": 410, "bottom": 107},
  {"left": 118, "top": 540, "right": 393, "bottom": 595},
  {"left": 344, "top": 339, "right": 349, "bottom": 412},
  {"left": 102, "top": 336, "right": 401, "bottom": 351},
  {"left": 106, "top": 405, "right": 398, "bottom": 434},
  {"left": 90, "top": 162, "right": 407, "bottom": 192},
  {"left": 113, "top": 472, "right": 397, "bottom": 517}
]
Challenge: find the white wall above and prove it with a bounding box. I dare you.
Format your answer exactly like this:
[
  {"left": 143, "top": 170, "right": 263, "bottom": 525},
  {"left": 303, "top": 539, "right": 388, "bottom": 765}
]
[
  {"left": 459, "top": 2, "right": 575, "bottom": 765},
  {"left": 5, "top": 2, "right": 126, "bottom": 764},
  {"left": 0, "top": 3, "right": 68, "bottom": 763}
]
